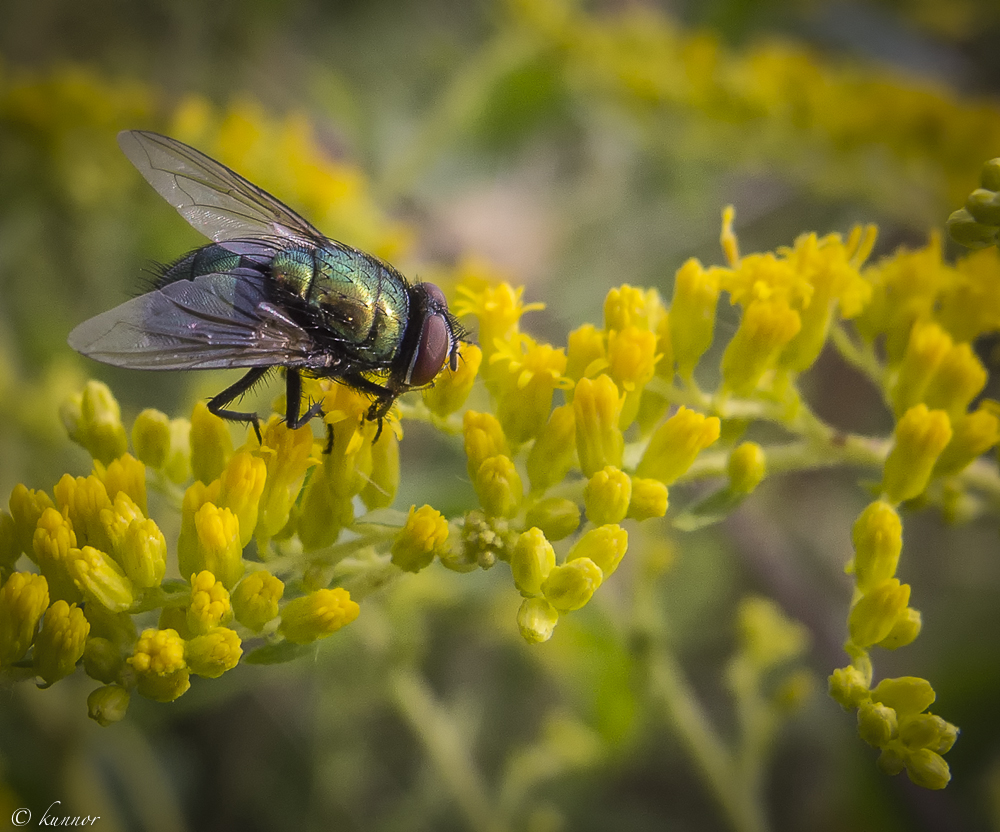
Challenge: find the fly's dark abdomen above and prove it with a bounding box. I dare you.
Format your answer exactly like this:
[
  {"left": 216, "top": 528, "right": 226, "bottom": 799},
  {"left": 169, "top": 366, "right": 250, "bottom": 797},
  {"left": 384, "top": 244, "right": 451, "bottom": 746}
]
[{"left": 160, "top": 240, "right": 277, "bottom": 286}]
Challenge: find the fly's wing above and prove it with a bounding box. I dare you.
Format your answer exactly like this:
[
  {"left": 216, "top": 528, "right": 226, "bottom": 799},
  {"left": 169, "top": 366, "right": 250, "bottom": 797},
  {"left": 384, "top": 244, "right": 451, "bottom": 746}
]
[
  {"left": 68, "top": 272, "right": 320, "bottom": 370},
  {"left": 118, "top": 130, "right": 327, "bottom": 245}
]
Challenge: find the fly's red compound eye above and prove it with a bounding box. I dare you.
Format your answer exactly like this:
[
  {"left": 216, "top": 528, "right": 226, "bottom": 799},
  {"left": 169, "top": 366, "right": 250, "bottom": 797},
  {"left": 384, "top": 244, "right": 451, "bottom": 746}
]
[{"left": 407, "top": 310, "right": 451, "bottom": 386}]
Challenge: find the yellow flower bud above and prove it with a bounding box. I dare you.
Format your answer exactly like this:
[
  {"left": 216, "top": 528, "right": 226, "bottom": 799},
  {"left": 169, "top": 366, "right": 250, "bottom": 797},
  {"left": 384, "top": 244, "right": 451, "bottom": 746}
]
[
  {"left": 424, "top": 342, "right": 482, "bottom": 418},
  {"left": 899, "top": 713, "right": 956, "bottom": 753},
  {"left": 670, "top": 258, "right": 720, "bottom": 380},
  {"left": 721, "top": 298, "right": 801, "bottom": 395},
  {"left": 129, "top": 628, "right": 190, "bottom": 702},
  {"left": 190, "top": 400, "right": 233, "bottom": 483},
  {"left": 517, "top": 597, "right": 559, "bottom": 644},
  {"left": 361, "top": 428, "right": 400, "bottom": 511},
  {"left": 474, "top": 455, "right": 523, "bottom": 518},
  {"left": 54, "top": 473, "right": 112, "bottom": 553},
  {"left": 828, "top": 665, "right": 870, "bottom": 710},
  {"left": 890, "top": 322, "right": 952, "bottom": 417},
  {"left": 877, "top": 746, "right": 906, "bottom": 776},
  {"left": 131, "top": 408, "right": 171, "bottom": 469},
  {"left": 637, "top": 406, "right": 720, "bottom": 485},
  {"left": 232, "top": 570, "right": 284, "bottom": 631},
  {"left": 946, "top": 207, "right": 998, "bottom": 249},
  {"left": 527, "top": 404, "right": 577, "bottom": 492},
  {"left": 0, "top": 571, "right": 49, "bottom": 663},
  {"left": 871, "top": 676, "right": 936, "bottom": 716},
  {"left": 67, "top": 546, "right": 134, "bottom": 613},
  {"left": 510, "top": 527, "right": 556, "bottom": 597},
  {"left": 848, "top": 579, "right": 910, "bottom": 649},
  {"left": 464, "top": 411, "right": 509, "bottom": 483},
  {"left": 297, "top": 468, "right": 353, "bottom": 551},
  {"left": 494, "top": 338, "right": 569, "bottom": 444},
  {"left": 604, "top": 284, "right": 665, "bottom": 333},
  {"left": 218, "top": 450, "right": 266, "bottom": 549},
  {"left": 583, "top": 466, "right": 632, "bottom": 526},
  {"left": 33, "top": 600, "right": 90, "bottom": 684},
  {"left": 737, "top": 596, "right": 809, "bottom": 669},
  {"left": 922, "top": 342, "right": 987, "bottom": 418},
  {"left": 882, "top": 405, "right": 952, "bottom": 504},
  {"left": 185, "top": 627, "right": 242, "bottom": 678},
  {"left": 278, "top": 587, "right": 360, "bottom": 645},
  {"left": 877, "top": 607, "right": 922, "bottom": 650},
  {"left": 567, "top": 524, "right": 628, "bottom": 578},
  {"left": 565, "top": 324, "right": 606, "bottom": 382},
  {"left": 119, "top": 518, "right": 167, "bottom": 589},
  {"left": 96, "top": 451, "right": 147, "bottom": 525},
  {"left": 851, "top": 501, "right": 902, "bottom": 594},
  {"left": 83, "top": 636, "right": 124, "bottom": 684},
  {"left": 186, "top": 503, "right": 243, "bottom": 590},
  {"left": 186, "top": 570, "right": 232, "bottom": 635},
  {"left": 391, "top": 505, "right": 450, "bottom": 573},
  {"left": 254, "top": 417, "right": 315, "bottom": 544},
  {"left": 32, "top": 507, "right": 80, "bottom": 603},
  {"left": 904, "top": 748, "right": 951, "bottom": 790},
  {"left": 857, "top": 701, "right": 897, "bottom": 748},
  {"left": 163, "top": 417, "right": 192, "bottom": 484},
  {"left": 626, "top": 478, "right": 669, "bottom": 521},
  {"left": 542, "top": 558, "right": 603, "bottom": 612},
  {"left": 9, "top": 483, "right": 54, "bottom": 559},
  {"left": 934, "top": 406, "right": 1000, "bottom": 476},
  {"left": 524, "top": 497, "right": 581, "bottom": 541},
  {"left": 177, "top": 480, "right": 211, "bottom": 581},
  {"left": 87, "top": 684, "right": 131, "bottom": 726},
  {"left": 61, "top": 380, "right": 127, "bottom": 465},
  {"left": 573, "top": 375, "right": 624, "bottom": 477},
  {"left": 606, "top": 326, "right": 658, "bottom": 427},
  {"left": 728, "top": 442, "right": 766, "bottom": 494}
]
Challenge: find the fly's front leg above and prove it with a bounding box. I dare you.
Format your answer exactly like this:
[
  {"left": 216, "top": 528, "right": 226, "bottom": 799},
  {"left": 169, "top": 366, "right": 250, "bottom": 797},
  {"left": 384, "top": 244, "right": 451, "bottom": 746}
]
[{"left": 208, "top": 367, "right": 271, "bottom": 444}]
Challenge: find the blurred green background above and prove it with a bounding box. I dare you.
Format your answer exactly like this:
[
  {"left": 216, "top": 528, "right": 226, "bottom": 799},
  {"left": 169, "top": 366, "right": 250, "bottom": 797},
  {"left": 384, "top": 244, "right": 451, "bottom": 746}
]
[{"left": 2, "top": 0, "right": 1000, "bottom": 830}]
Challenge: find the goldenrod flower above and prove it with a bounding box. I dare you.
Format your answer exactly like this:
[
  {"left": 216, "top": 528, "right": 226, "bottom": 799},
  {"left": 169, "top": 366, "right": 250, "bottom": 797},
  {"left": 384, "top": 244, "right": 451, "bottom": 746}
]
[
  {"left": 899, "top": 713, "right": 958, "bottom": 755},
  {"left": 851, "top": 501, "right": 902, "bottom": 595},
  {"left": 253, "top": 417, "right": 316, "bottom": 545},
  {"left": 186, "top": 504, "right": 243, "bottom": 590},
  {"left": 921, "top": 342, "right": 987, "bottom": 419},
  {"left": 391, "top": 505, "right": 450, "bottom": 573},
  {"left": 603, "top": 284, "right": 666, "bottom": 333},
  {"left": 720, "top": 298, "right": 801, "bottom": 395},
  {"left": 9, "top": 484, "right": 55, "bottom": 561},
  {"left": 232, "top": 570, "right": 284, "bottom": 631},
  {"left": 88, "top": 684, "right": 131, "bottom": 726},
  {"left": 881, "top": 405, "right": 952, "bottom": 504},
  {"left": 567, "top": 524, "right": 628, "bottom": 578},
  {"left": 185, "top": 627, "right": 242, "bottom": 678},
  {"left": 128, "top": 628, "right": 190, "bottom": 702},
  {"left": 464, "top": 410, "right": 509, "bottom": 483},
  {"left": 878, "top": 607, "right": 922, "bottom": 651},
  {"left": 60, "top": 380, "right": 127, "bottom": 465},
  {"left": 541, "top": 558, "right": 603, "bottom": 612},
  {"left": 0, "top": 571, "right": 49, "bottom": 664},
  {"left": 186, "top": 570, "right": 232, "bottom": 635},
  {"left": 583, "top": 466, "right": 632, "bottom": 526},
  {"left": 828, "top": 665, "right": 871, "bottom": 710},
  {"left": 33, "top": 600, "right": 89, "bottom": 685},
  {"left": 297, "top": 466, "right": 354, "bottom": 551},
  {"left": 626, "top": 478, "right": 669, "bottom": 521},
  {"left": 848, "top": 579, "right": 911, "bottom": 648},
  {"left": 53, "top": 474, "right": 112, "bottom": 553},
  {"left": 190, "top": 401, "right": 233, "bottom": 484},
  {"left": 727, "top": 442, "right": 766, "bottom": 494},
  {"left": 871, "top": 676, "right": 935, "bottom": 716},
  {"left": 526, "top": 404, "right": 577, "bottom": 492},
  {"left": 361, "top": 428, "right": 401, "bottom": 511},
  {"left": 454, "top": 278, "right": 543, "bottom": 366},
  {"left": 517, "top": 597, "right": 559, "bottom": 644},
  {"left": 32, "top": 507, "right": 80, "bottom": 603},
  {"left": 904, "top": 748, "right": 951, "bottom": 790},
  {"left": 510, "top": 527, "right": 556, "bottom": 597},
  {"left": 670, "top": 258, "right": 720, "bottom": 381},
  {"left": 565, "top": 324, "right": 607, "bottom": 382},
  {"left": 890, "top": 322, "right": 953, "bottom": 417},
  {"left": 83, "top": 636, "right": 124, "bottom": 684},
  {"left": 424, "top": 342, "right": 482, "bottom": 418},
  {"left": 66, "top": 545, "right": 135, "bottom": 613},
  {"left": 636, "top": 406, "right": 720, "bottom": 485},
  {"left": 573, "top": 374, "right": 624, "bottom": 477},
  {"left": 278, "top": 587, "right": 360, "bottom": 645},
  {"left": 858, "top": 701, "right": 898, "bottom": 748},
  {"left": 933, "top": 406, "right": 1000, "bottom": 476},
  {"left": 473, "top": 455, "right": 523, "bottom": 519},
  {"left": 217, "top": 450, "right": 267, "bottom": 549},
  {"left": 492, "top": 336, "right": 571, "bottom": 444},
  {"left": 524, "top": 497, "right": 581, "bottom": 541},
  {"left": 131, "top": 408, "right": 171, "bottom": 469},
  {"left": 95, "top": 453, "right": 148, "bottom": 517},
  {"left": 605, "top": 326, "right": 658, "bottom": 426}
]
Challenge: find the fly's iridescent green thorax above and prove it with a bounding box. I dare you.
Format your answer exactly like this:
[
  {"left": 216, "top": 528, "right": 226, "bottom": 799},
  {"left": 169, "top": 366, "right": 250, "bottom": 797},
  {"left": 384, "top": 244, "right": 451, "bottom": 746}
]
[{"left": 68, "top": 130, "right": 465, "bottom": 441}]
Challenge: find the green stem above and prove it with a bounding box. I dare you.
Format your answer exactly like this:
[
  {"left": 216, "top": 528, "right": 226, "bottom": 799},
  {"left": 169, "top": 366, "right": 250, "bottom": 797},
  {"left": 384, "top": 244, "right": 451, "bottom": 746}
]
[{"left": 390, "top": 666, "right": 509, "bottom": 832}]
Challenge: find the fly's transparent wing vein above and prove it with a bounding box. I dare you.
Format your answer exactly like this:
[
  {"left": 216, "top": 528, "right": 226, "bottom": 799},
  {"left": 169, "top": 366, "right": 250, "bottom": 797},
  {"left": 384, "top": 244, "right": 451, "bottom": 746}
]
[
  {"left": 68, "top": 272, "right": 317, "bottom": 370},
  {"left": 118, "top": 130, "right": 327, "bottom": 245}
]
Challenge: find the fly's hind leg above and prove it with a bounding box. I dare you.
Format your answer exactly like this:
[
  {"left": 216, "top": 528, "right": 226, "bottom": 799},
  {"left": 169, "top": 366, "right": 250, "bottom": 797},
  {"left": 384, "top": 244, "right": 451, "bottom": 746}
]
[{"left": 208, "top": 366, "right": 270, "bottom": 444}]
